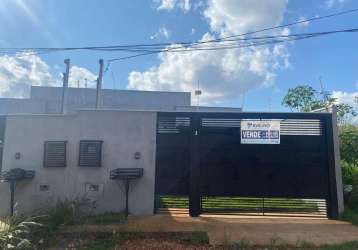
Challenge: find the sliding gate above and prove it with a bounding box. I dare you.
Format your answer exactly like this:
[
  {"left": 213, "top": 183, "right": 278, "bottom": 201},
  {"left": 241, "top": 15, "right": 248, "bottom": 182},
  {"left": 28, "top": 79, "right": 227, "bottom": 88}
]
[{"left": 155, "top": 112, "right": 339, "bottom": 219}]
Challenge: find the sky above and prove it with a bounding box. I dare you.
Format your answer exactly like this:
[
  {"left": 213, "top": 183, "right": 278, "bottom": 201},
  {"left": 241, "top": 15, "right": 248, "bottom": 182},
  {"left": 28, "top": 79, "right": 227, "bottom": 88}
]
[{"left": 0, "top": 0, "right": 357, "bottom": 112}]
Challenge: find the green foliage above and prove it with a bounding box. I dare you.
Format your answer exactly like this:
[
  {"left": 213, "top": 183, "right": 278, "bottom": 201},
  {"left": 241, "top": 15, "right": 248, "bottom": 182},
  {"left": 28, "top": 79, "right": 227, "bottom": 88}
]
[
  {"left": 0, "top": 197, "right": 127, "bottom": 249},
  {"left": 40, "top": 196, "right": 96, "bottom": 230},
  {"left": 282, "top": 85, "right": 318, "bottom": 112},
  {"left": 321, "top": 241, "right": 358, "bottom": 250},
  {"left": 0, "top": 215, "right": 44, "bottom": 250},
  {"left": 336, "top": 103, "right": 357, "bottom": 124},
  {"left": 341, "top": 161, "right": 358, "bottom": 185},
  {"left": 282, "top": 85, "right": 357, "bottom": 124},
  {"left": 85, "top": 212, "right": 126, "bottom": 225},
  {"left": 340, "top": 207, "right": 358, "bottom": 226},
  {"left": 339, "top": 125, "right": 358, "bottom": 166}
]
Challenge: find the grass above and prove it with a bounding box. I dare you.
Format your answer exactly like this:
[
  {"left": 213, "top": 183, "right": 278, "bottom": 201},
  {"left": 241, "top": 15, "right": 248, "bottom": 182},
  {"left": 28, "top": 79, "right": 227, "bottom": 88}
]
[
  {"left": 340, "top": 207, "right": 358, "bottom": 226},
  {"left": 52, "top": 231, "right": 210, "bottom": 250},
  {"left": 320, "top": 241, "right": 358, "bottom": 250},
  {"left": 49, "top": 231, "right": 358, "bottom": 250},
  {"left": 85, "top": 212, "right": 127, "bottom": 225},
  {"left": 160, "top": 196, "right": 189, "bottom": 208},
  {"left": 159, "top": 195, "right": 319, "bottom": 213}
]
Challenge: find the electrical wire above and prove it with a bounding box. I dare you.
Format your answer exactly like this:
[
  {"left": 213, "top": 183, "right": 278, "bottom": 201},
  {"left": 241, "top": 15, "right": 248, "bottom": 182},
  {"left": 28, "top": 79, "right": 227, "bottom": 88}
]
[
  {"left": 105, "top": 28, "right": 358, "bottom": 64},
  {"left": 0, "top": 7, "right": 358, "bottom": 56}
]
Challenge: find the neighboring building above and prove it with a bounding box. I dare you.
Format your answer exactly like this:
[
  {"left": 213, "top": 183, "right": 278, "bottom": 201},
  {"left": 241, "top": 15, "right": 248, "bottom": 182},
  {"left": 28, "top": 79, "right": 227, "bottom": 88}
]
[
  {"left": 0, "top": 86, "right": 192, "bottom": 114},
  {"left": 0, "top": 86, "right": 243, "bottom": 114}
]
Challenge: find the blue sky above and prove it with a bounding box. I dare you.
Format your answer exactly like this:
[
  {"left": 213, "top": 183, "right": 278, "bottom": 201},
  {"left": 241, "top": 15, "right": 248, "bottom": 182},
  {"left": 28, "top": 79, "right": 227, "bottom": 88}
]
[{"left": 0, "top": 0, "right": 357, "bottom": 111}]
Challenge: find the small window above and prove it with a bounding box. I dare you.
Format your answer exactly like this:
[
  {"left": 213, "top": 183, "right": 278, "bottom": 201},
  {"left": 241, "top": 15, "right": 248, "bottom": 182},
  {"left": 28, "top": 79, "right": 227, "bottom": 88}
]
[
  {"left": 44, "top": 141, "right": 67, "bottom": 167},
  {"left": 39, "top": 184, "right": 50, "bottom": 192},
  {"left": 86, "top": 184, "right": 100, "bottom": 192},
  {"left": 79, "top": 140, "right": 103, "bottom": 167}
]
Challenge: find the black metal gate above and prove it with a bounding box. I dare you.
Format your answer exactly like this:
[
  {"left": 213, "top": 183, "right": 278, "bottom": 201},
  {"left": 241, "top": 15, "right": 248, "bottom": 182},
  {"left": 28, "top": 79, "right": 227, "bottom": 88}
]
[{"left": 155, "top": 112, "right": 339, "bottom": 219}]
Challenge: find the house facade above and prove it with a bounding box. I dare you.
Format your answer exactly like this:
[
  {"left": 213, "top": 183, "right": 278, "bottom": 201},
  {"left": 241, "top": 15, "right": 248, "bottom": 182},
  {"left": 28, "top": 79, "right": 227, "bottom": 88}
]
[{"left": 0, "top": 86, "right": 343, "bottom": 219}]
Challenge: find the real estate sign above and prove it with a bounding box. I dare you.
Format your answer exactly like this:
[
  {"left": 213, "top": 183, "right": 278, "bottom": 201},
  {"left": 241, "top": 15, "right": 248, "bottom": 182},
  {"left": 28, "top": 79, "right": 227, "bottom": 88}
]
[{"left": 241, "top": 120, "right": 280, "bottom": 144}]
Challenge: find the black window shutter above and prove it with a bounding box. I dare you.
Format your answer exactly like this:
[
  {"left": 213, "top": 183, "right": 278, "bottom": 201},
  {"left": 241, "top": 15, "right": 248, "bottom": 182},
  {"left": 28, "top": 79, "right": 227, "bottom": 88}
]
[
  {"left": 44, "top": 141, "right": 67, "bottom": 167},
  {"left": 79, "top": 140, "right": 103, "bottom": 167}
]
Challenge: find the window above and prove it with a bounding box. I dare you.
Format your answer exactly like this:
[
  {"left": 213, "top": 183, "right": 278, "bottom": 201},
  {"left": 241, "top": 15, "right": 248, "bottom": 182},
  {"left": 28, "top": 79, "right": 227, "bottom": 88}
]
[
  {"left": 79, "top": 140, "right": 103, "bottom": 167},
  {"left": 44, "top": 141, "right": 67, "bottom": 167},
  {"left": 39, "top": 184, "right": 50, "bottom": 192}
]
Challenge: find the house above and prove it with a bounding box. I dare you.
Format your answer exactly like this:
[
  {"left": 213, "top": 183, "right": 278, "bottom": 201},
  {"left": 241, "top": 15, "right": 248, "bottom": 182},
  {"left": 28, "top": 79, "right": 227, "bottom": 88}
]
[{"left": 0, "top": 86, "right": 343, "bottom": 219}]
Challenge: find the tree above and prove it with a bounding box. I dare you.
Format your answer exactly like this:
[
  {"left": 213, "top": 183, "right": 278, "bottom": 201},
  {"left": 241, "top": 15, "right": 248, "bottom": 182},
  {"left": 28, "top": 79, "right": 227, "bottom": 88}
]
[
  {"left": 282, "top": 84, "right": 357, "bottom": 124},
  {"left": 282, "top": 85, "right": 319, "bottom": 112},
  {"left": 339, "top": 125, "right": 358, "bottom": 166},
  {"left": 336, "top": 103, "right": 357, "bottom": 124}
]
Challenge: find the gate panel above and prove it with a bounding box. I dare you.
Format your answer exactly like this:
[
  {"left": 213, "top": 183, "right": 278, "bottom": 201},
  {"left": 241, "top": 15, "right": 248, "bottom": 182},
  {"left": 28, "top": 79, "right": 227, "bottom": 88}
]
[
  {"left": 155, "top": 116, "right": 191, "bottom": 196},
  {"left": 155, "top": 112, "right": 337, "bottom": 218}
]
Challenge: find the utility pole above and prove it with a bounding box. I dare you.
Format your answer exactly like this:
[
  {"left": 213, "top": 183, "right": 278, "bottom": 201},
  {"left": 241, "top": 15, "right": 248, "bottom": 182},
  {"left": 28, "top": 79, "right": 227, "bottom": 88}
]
[
  {"left": 241, "top": 91, "right": 246, "bottom": 110},
  {"left": 194, "top": 80, "right": 202, "bottom": 111},
  {"left": 96, "top": 59, "right": 104, "bottom": 109},
  {"left": 111, "top": 70, "right": 116, "bottom": 89},
  {"left": 61, "top": 59, "right": 70, "bottom": 114}
]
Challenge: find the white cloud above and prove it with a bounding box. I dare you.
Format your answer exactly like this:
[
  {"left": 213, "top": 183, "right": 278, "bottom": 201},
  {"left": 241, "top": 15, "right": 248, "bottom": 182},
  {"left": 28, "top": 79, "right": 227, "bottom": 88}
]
[
  {"left": 297, "top": 16, "right": 310, "bottom": 28},
  {"left": 150, "top": 26, "right": 171, "bottom": 40},
  {"left": 129, "top": 0, "right": 289, "bottom": 104},
  {"left": 326, "top": 0, "right": 347, "bottom": 8},
  {"left": 0, "top": 52, "right": 97, "bottom": 98},
  {"left": 68, "top": 66, "right": 97, "bottom": 88},
  {"left": 156, "top": 0, "right": 191, "bottom": 12},
  {"left": 204, "top": 0, "right": 287, "bottom": 36},
  {"left": 332, "top": 88, "right": 358, "bottom": 123},
  {"left": 0, "top": 53, "right": 57, "bottom": 98},
  {"left": 332, "top": 90, "right": 358, "bottom": 108}
]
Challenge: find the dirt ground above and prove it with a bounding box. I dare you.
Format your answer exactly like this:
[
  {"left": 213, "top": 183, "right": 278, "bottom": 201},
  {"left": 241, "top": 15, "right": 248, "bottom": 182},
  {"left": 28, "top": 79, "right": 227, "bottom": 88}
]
[{"left": 65, "top": 214, "right": 358, "bottom": 247}]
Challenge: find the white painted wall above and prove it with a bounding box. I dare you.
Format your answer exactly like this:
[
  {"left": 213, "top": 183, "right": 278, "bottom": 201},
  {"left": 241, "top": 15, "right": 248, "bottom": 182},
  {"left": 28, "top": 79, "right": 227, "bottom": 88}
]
[{"left": 0, "top": 110, "right": 157, "bottom": 216}]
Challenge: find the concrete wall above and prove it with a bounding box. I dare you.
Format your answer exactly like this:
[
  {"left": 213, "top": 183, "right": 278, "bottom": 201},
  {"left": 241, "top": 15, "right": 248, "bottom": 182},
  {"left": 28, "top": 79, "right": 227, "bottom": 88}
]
[
  {"left": 174, "top": 106, "right": 242, "bottom": 112},
  {"left": 31, "top": 86, "right": 191, "bottom": 113},
  {"left": 0, "top": 110, "right": 157, "bottom": 216},
  {"left": 0, "top": 98, "right": 46, "bottom": 115},
  {"left": 331, "top": 106, "right": 344, "bottom": 214}
]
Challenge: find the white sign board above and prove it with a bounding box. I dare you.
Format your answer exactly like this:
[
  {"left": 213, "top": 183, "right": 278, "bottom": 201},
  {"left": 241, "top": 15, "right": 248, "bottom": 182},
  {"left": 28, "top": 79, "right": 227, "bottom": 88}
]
[{"left": 241, "top": 120, "right": 280, "bottom": 144}]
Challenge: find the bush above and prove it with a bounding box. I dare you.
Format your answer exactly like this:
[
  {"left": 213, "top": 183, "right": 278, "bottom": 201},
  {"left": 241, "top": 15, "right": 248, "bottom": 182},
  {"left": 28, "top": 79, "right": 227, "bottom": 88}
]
[
  {"left": 339, "top": 125, "right": 358, "bottom": 166},
  {"left": 38, "top": 196, "right": 96, "bottom": 233},
  {"left": 341, "top": 161, "right": 358, "bottom": 186},
  {"left": 86, "top": 212, "right": 126, "bottom": 225},
  {"left": 341, "top": 161, "right": 358, "bottom": 206},
  {"left": 0, "top": 215, "right": 44, "bottom": 250},
  {"left": 341, "top": 207, "right": 358, "bottom": 226}
]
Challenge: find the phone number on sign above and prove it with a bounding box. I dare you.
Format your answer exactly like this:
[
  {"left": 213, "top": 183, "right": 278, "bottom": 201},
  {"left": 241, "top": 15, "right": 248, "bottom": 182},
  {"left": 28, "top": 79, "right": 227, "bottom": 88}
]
[{"left": 241, "top": 130, "right": 279, "bottom": 139}]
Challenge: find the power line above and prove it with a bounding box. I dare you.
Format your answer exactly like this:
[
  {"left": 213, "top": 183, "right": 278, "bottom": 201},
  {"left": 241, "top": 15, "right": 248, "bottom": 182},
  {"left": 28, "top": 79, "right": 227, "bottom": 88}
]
[
  {"left": 204, "top": 7, "right": 358, "bottom": 43},
  {"left": 105, "top": 28, "right": 358, "bottom": 63},
  {"left": 0, "top": 7, "right": 358, "bottom": 56}
]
